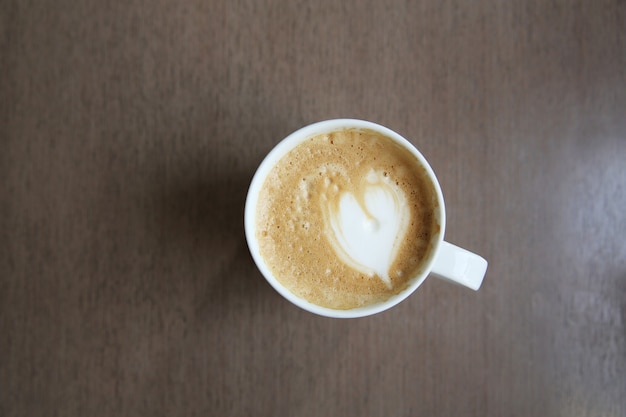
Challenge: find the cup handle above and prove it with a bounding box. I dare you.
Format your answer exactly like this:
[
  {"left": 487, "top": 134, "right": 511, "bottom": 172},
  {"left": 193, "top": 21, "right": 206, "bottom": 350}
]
[{"left": 430, "top": 241, "right": 487, "bottom": 290}]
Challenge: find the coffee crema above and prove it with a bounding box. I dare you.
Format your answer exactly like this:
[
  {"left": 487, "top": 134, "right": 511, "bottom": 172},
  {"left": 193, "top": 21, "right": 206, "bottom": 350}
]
[{"left": 255, "top": 129, "right": 439, "bottom": 309}]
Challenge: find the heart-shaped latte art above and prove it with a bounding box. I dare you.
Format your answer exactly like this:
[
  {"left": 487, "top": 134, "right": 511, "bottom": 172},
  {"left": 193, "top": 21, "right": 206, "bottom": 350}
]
[{"left": 324, "top": 170, "right": 410, "bottom": 287}]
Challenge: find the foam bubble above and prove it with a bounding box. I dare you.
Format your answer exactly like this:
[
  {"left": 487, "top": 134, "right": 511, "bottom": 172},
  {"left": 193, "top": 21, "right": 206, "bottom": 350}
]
[
  {"left": 363, "top": 218, "right": 379, "bottom": 232},
  {"left": 365, "top": 170, "right": 378, "bottom": 183}
]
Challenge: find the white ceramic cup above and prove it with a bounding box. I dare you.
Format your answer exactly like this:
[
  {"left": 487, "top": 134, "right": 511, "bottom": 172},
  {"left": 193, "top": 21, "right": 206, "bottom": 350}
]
[{"left": 244, "top": 119, "right": 487, "bottom": 318}]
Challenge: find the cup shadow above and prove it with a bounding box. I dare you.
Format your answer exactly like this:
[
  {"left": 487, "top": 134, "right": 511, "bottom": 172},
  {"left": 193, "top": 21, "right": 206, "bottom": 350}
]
[{"left": 150, "top": 169, "right": 276, "bottom": 319}]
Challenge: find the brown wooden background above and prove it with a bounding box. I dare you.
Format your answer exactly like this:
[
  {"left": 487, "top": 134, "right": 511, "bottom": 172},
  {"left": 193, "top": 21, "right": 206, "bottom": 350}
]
[{"left": 1, "top": 1, "right": 625, "bottom": 416}]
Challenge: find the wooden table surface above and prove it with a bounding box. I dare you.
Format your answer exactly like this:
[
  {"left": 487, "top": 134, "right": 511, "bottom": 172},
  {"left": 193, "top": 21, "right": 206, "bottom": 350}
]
[{"left": 1, "top": 1, "right": 625, "bottom": 416}]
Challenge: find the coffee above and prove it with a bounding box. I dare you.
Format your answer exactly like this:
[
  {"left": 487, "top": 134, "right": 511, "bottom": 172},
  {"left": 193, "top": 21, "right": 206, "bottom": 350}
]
[{"left": 255, "top": 128, "right": 439, "bottom": 310}]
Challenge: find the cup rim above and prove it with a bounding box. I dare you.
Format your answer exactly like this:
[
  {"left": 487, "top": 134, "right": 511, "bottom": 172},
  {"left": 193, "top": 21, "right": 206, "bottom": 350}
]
[{"left": 244, "top": 119, "right": 446, "bottom": 318}]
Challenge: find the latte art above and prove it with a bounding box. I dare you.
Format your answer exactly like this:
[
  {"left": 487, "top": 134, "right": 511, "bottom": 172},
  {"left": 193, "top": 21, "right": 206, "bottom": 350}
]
[
  {"left": 323, "top": 169, "right": 410, "bottom": 287},
  {"left": 256, "top": 128, "right": 438, "bottom": 309}
]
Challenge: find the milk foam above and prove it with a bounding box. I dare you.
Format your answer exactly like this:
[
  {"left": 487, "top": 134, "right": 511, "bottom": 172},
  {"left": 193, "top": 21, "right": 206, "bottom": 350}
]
[
  {"left": 255, "top": 128, "right": 438, "bottom": 310},
  {"left": 323, "top": 169, "right": 410, "bottom": 287}
]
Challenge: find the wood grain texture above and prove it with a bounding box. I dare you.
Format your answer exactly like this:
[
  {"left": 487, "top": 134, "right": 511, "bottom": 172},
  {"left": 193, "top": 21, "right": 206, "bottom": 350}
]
[{"left": 1, "top": 1, "right": 625, "bottom": 416}]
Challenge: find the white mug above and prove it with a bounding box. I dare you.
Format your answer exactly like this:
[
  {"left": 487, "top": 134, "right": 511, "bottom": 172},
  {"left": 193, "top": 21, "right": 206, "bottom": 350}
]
[{"left": 244, "top": 119, "right": 487, "bottom": 318}]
